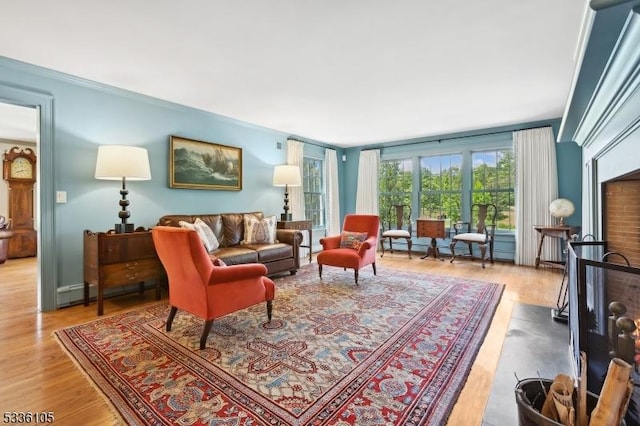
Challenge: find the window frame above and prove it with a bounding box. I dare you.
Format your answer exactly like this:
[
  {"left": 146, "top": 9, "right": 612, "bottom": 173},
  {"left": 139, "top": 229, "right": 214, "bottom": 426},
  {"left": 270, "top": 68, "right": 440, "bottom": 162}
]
[{"left": 302, "top": 156, "right": 325, "bottom": 229}]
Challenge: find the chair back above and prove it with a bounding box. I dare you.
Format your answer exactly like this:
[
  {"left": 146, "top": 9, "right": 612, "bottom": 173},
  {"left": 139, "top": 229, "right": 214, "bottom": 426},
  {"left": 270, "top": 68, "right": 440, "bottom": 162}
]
[
  {"left": 343, "top": 214, "right": 380, "bottom": 240},
  {"left": 152, "top": 226, "right": 214, "bottom": 307},
  {"left": 382, "top": 204, "right": 412, "bottom": 234},
  {"left": 472, "top": 204, "right": 497, "bottom": 236}
]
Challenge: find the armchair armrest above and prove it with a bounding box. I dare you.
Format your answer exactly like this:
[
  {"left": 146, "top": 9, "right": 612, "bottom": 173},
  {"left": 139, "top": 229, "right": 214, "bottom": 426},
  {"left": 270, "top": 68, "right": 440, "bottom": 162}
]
[
  {"left": 208, "top": 263, "right": 268, "bottom": 285},
  {"left": 356, "top": 236, "right": 376, "bottom": 256},
  {"left": 320, "top": 235, "right": 341, "bottom": 250}
]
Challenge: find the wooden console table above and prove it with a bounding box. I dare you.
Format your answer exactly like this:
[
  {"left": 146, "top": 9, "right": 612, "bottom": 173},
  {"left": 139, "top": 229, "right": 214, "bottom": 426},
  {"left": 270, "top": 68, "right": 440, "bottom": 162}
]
[
  {"left": 277, "top": 220, "right": 313, "bottom": 263},
  {"left": 83, "top": 229, "right": 165, "bottom": 315},
  {"left": 417, "top": 219, "right": 446, "bottom": 260},
  {"left": 533, "top": 225, "right": 581, "bottom": 269}
]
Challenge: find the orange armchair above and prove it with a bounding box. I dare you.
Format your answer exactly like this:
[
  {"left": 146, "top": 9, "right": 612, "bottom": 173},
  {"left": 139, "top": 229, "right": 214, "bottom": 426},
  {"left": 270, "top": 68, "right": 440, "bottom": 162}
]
[
  {"left": 317, "top": 214, "right": 380, "bottom": 284},
  {"left": 152, "top": 226, "right": 275, "bottom": 349}
]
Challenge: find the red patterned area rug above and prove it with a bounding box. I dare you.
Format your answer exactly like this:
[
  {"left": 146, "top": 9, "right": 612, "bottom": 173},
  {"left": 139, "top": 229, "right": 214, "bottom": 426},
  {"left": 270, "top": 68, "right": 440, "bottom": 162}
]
[{"left": 55, "top": 265, "right": 503, "bottom": 425}]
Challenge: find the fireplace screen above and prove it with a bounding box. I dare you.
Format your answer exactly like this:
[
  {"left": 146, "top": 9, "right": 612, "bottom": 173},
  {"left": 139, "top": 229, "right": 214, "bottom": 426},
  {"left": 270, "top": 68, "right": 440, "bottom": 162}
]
[{"left": 568, "top": 240, "right": 640, "bottom": 424}]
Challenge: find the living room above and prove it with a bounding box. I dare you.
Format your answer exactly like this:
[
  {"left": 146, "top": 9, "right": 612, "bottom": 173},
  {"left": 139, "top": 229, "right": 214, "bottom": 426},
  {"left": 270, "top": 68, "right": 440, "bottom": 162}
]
[{"left": 2, "top": 1, "right": 640, "bottom": 425}]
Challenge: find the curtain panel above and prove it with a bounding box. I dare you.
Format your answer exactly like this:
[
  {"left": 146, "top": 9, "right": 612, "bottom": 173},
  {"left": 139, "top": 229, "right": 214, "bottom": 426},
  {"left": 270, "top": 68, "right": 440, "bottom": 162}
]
[
  {"left": 324, "top": 149, "right": 340, "bottom": 237},
  {"left": 355, "top": 149, "right": 380, "bottom": 215},
  {"left": 513, "top": 127, "right": 559, "bottom": 266}
]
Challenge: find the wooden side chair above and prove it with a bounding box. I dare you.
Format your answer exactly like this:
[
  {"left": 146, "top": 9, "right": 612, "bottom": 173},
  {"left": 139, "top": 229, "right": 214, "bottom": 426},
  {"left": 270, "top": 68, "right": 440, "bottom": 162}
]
[
  {"left": 450, "top": 203, "right": 497, "bottom": 268},
  {"left": 380, "top": 204, "right": 413, "bottom": 259}
]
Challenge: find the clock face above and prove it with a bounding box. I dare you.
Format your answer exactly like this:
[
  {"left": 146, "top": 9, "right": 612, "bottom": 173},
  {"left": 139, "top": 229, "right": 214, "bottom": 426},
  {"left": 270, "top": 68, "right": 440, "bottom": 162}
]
[{"left": 10, "top": 157, "right": 33, "bottom": 179}]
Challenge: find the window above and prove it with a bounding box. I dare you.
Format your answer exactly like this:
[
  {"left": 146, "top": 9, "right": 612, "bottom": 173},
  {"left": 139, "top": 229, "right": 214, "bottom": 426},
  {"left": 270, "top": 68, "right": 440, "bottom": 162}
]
[
  {"left": 419, "top": 154, "right": 462, "bottom": 227},
  {"left": 471, "top": 149, "right": 515, "bottom": 230},
  {"left": 378, "top": 159, "right": 412, "bottom": 224},
  {"left": 303, "top": 157, "right": 325, "bottom": 227}
]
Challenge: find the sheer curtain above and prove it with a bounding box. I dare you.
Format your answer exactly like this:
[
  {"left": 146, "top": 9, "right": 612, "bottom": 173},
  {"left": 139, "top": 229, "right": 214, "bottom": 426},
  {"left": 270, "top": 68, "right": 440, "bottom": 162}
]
[
  {"left": 355, "top": 149, "right": 380, "bottom": 214},
  {"left": 286, "top": 139, "right": 305, "bottom": 221},
  {"left": 514, "top": 127, "right": 559, "bottom": 266},
  {"left": 324, "top": 149, "right": 340, "bottom": 236}
]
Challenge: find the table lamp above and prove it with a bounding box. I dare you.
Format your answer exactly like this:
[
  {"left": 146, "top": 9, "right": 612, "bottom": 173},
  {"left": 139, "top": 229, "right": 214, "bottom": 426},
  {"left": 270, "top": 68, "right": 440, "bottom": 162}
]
[
  {"left": 95, "top": 145, "right": 151, "bottom": 233},
  {"left": 549, "top": 198, "right": 575, "bottom": 226},
  {"left": 273, "top": 164, "right": 301, "bottom": 221}
]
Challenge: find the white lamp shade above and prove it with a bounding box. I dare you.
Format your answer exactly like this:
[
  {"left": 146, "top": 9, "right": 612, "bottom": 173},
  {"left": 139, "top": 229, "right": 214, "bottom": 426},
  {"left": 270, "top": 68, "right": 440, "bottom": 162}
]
[
  {"left": 95, "top": 145, "right": 151, "bottom": 181},
  {"left": 273, "top": 164, "right": 301, "bottom": 187},
  {"left": 549, "top": 198, "right": 575, "bottom": 218}
]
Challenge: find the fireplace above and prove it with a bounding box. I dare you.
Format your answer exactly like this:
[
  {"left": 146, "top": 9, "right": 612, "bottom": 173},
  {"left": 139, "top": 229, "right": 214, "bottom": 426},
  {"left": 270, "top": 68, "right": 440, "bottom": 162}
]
[{"left": 568, "top": 240, "right": 640, "bottom": 424}]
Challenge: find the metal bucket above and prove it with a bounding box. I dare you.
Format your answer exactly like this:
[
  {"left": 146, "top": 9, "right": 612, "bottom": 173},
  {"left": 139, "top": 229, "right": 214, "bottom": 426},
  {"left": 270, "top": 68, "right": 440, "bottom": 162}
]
[{"left": 514, "top": 378, "right": 602, "bottom": 426}]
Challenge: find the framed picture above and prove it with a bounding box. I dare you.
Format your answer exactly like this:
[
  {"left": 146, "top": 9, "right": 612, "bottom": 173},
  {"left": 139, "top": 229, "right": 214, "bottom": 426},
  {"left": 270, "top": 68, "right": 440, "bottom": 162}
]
[{"left": 169, "top": 136, "right": 242, "bottom": 190}]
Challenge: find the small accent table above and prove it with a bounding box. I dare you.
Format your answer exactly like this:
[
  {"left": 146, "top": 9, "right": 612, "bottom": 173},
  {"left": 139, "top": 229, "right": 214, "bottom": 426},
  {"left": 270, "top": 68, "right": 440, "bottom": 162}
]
[
  {"left": 417, "top": 219, "right": 446, "bottom": 260},
  {"left": 83, "top": 229, "right": 165, "bottom": 316},
  {"left": 277, "top": 220, "right": 313, "bottom": 263},
  {"left": 533, "top": 225, "right": 581, "bottom": 269}
]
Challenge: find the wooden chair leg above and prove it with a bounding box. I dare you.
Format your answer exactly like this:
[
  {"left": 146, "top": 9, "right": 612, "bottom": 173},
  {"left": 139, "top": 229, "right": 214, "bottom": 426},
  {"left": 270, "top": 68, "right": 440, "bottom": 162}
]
[
  {"left": 479, "top": 244, "right": 487, "bottom": 268},
  {"left": 407, "top": 238, "right": 412, "bottom": 259},
  {"left": 318, "top": 264, "right": 323, "bottom": 279},
  {"left": 380, "top": 239, "right": 386, "bottom": 257},
  {"left": 200, "top": 319, "right": 214, "bottom": 350},
  {"left": 372, "top": 263, "right": 377, "bottom": 276},
  {"left": 166, "top": 306, "right": 178, "bottom": 331},
  {"left": 354, "top": 269, "right": 359, "bottom": 285},
  {"left": 450, "top": 240, "right": 457, "bottom": 263},
  {"left": 266, "top": 300, "right": 273, "bottom": 322}
]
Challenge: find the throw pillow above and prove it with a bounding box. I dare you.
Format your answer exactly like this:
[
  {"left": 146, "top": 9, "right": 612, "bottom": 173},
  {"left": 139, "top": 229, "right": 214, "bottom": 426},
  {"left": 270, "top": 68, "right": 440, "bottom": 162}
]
[
  {"left": 211, "top": 255, "right": 227, "bottom": 267},
  {"left": 339, "top": 231, "right": 368, "bottom": 249},
  {"left": 179, "top": 219, "right": 220, "bottom": 252},
  {"left": 241, "top": 215, "right": 277, "bottom": 244}
]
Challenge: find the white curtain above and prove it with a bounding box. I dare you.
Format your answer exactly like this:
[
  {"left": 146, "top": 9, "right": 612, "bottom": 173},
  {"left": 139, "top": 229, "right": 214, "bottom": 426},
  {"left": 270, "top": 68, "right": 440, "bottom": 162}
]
[
  {"left": 355, "top": 149, "right": 380, "bottom": 214},
  {"left": 286, "top": 139, "right": 305, "bottom": 221},
  {"left": 514, "top": 127, "right": 559, "bottom": 266},
  {"left": 325, "top": 149, "right": 341, "bottom": 236}
]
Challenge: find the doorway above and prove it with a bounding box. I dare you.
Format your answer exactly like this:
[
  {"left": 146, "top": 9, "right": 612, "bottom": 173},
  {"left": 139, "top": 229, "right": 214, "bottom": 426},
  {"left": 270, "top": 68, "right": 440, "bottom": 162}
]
[{"left": 0, "top": 84, "right": 55, "bottom": 312}]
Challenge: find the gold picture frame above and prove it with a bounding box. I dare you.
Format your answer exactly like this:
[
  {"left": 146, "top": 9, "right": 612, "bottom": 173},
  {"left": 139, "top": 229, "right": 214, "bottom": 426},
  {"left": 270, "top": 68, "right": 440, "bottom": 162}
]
[{"left": 169, "top": 136, "right": 242, "bottom": 190}]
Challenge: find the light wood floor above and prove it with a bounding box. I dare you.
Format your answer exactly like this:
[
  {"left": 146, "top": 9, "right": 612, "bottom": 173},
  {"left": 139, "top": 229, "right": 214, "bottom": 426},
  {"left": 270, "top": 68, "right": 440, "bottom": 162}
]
[{"left": 0, "top": 253, "right": 562, "bottom": 425}]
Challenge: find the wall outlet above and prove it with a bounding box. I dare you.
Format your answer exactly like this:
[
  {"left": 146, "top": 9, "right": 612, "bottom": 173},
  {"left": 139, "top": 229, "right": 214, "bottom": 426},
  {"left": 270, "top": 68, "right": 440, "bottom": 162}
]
[{"left": 56, "top": 191, "right": 67, "bottom": 203}]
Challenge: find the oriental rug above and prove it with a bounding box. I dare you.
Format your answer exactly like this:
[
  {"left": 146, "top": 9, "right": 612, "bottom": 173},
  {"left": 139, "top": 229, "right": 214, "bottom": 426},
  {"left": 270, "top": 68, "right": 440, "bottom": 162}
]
[{"left": 55, "top": 265, "right": 504, "bottom": 425}]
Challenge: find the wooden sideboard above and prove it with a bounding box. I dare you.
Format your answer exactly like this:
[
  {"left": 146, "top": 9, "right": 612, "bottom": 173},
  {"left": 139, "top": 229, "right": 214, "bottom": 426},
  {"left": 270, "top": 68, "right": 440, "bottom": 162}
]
[{"left": 83, "top": 229, "right": 164, "bottom": 315}]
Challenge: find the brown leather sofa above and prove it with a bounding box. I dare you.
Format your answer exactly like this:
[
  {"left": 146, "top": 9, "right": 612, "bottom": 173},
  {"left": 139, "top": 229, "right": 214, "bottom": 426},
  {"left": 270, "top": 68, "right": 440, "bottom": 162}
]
[{"left": 157, "top": 212, "right": 303, "bottom": 276}]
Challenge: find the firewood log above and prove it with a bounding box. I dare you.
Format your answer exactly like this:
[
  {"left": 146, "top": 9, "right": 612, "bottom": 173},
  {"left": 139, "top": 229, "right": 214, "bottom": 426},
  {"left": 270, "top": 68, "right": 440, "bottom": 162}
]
[{"left": 589, "top": 358, "right": 632, "bottom": 426}]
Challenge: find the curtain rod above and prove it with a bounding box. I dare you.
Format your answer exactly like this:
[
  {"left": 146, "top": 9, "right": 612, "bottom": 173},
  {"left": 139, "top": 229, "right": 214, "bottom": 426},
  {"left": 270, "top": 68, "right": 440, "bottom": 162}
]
[{"left": 359, "top": 124, "right": 553, "bottom": 151}]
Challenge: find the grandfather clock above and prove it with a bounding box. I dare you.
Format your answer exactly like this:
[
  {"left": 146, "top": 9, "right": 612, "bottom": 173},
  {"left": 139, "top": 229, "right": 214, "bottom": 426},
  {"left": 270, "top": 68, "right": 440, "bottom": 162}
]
[{"left": 2, "top": 147, "right": 37, "bottom": 258}]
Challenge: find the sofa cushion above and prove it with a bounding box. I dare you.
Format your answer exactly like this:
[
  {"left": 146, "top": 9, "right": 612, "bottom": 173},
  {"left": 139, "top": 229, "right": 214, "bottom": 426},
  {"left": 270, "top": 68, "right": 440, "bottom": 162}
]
[
  {"left": 242, "top": 215, "right": 277, "bottom": 244},
  {"left": 211, "top": 247, "right": 259, "bottom": 265},
  {"left": 243, "top": 243, "right": 293, "bottom": 263},
  {"left": 178, "top": 219, "right": 220, "bottom": 252},
  {"left": 221, "top": 212, "right": 263, "bottom": 246}
]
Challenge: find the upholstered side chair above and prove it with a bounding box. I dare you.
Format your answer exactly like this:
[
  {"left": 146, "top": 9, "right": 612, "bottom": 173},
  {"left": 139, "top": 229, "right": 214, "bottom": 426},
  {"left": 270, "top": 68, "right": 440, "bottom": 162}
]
[
  {"left": 317, "top": 214, "right": 380, "bottom": 285},
  {"left": 380, "top": 204, "right": 413, "bottom": 259},
  {"left": 152, "top": 226, "right": 275, "bottom": 349},
  {"left": 449, "top": 203, "right": 497, "bottom": 268}
]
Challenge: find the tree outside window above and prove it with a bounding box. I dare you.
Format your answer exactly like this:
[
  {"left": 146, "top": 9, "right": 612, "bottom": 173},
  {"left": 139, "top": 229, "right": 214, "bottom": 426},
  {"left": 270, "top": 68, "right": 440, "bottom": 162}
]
[
  {"left": 471, "top": 149, "right": 515, "bottom": 230},
  {"left": 419, "top": 154, "right": 463, "bottom": 228},
  {"left": 378, "top": 159, "right": 412, "bottom": 227}
]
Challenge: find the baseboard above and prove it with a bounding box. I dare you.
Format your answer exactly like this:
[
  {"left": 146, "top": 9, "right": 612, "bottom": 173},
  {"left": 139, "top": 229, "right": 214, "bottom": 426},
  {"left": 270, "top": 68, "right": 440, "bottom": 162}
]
[{"left": 56, "top": 282, "right": 158, "bottom": 308}]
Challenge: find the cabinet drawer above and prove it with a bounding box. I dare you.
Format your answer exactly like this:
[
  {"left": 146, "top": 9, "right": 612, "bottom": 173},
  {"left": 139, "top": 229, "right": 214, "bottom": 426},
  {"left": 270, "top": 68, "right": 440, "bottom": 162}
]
[
  {"left": 100, "top": 233, "right": 158, "bottom": 263},
  {"left": 102, "top": 259, "right": 164, "bottom": 287}
]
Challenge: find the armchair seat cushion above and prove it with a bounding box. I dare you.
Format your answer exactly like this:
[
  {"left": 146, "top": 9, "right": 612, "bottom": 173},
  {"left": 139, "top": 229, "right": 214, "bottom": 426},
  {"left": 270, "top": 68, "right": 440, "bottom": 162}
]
[
  {"left": 452, "top": 232, "right": 489, "bottom": 243},
  {"left": 382, "top": 229, "right": 411, "bottom": 238},
  {"left": 317, "top": 248, "right": 363, "bottom": 269}
]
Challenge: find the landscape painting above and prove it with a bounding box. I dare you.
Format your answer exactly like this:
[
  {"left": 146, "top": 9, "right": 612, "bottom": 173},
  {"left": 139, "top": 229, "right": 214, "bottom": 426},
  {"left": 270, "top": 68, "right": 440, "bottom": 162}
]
[{"left": 170, "top": 136, "right": 242, "bottom": 190}]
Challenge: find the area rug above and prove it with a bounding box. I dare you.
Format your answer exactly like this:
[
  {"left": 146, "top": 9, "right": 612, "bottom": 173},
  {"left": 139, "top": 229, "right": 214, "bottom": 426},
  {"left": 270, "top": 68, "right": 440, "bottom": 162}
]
[{"left": 55, "top": 265, "right": 504, "bottom": 425}]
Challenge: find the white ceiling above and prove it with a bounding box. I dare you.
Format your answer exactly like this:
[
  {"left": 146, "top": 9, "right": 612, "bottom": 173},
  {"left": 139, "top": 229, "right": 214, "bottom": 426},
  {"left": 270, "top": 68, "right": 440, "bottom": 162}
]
[{"left": 0, "top": 1, "right": 588, "bottom": 147}]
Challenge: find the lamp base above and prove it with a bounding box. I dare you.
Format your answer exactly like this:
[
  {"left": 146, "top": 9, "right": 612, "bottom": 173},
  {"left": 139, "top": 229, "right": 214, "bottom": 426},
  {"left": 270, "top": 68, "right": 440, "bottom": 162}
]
[
  {"left": 280, "top": 213, "right": 292, "bottom": 222},
  {"left": 115, "top": 223, "right": 135, "bottom": 234}
]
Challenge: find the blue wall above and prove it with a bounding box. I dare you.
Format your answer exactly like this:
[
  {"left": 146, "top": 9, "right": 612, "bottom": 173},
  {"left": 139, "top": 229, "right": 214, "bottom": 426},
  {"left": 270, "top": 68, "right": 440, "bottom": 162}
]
[{"left": 0, "top": 56, "right": 582, "bottom": 308}]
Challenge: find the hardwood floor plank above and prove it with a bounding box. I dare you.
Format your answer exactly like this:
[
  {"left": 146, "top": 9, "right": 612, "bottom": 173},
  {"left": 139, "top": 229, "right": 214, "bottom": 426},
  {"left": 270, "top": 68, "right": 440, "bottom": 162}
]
[{"left": 0, "top": 253, "right": 562, "bottom": 425}]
